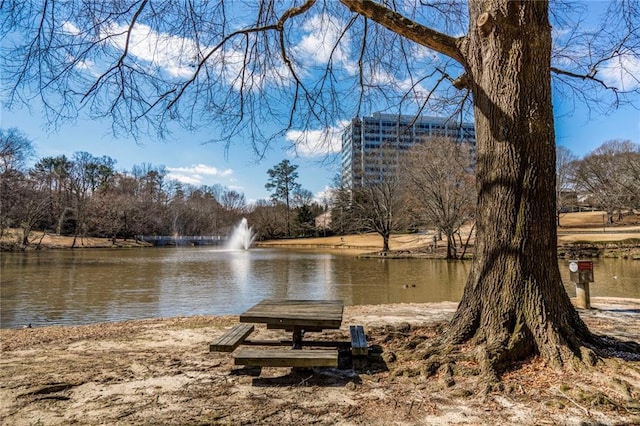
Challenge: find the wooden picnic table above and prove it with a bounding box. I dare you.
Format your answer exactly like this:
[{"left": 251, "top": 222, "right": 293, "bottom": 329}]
[
  {"left": 210, "top": 299, "right": 366, "bottom": 369},
  {"left": 239, "top": 299, "right": 344, "bottom": 349}
]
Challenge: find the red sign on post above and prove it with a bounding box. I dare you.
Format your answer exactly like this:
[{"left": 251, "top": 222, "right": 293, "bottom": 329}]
[
  {"left": 569, "top": 260, "right": 594, "bottom": 284},
  {"left": 578, "top": 261, "right": 593, "bottom": 271}
]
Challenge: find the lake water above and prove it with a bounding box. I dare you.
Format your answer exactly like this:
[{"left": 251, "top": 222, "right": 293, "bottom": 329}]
[{"left": 1, "top": 247, "right": 638, "bottom": 329}]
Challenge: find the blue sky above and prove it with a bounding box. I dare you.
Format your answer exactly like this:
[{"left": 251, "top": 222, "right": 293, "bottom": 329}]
[
  {"left": 555, "top": 102, "right": 639, "bottom": 155},
  {"left": 1, "top": 2, "right": 638, "bottom": 204},
  {"left": 3, "top": 97, "right": 636, "bottom": 205},
  {"left": 2, "top": 104, "right": 341, "bottom": 203}
]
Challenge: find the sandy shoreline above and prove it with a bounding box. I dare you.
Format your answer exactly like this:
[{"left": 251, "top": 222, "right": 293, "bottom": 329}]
[
  {"left": 2, "top": 298, "right": 639, "bottom": 425},
  {"left": 4, "top": 214, "right": 640, "bottom": 258}
]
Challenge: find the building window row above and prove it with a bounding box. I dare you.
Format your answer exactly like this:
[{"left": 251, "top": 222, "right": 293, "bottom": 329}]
[{"left": 342, "top": 113, "right": 476, "bottom": 189}]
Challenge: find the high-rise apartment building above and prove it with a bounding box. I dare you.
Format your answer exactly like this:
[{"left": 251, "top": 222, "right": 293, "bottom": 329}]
[{"left": 341, "top": 112, "right": 475, "bottom": 188}]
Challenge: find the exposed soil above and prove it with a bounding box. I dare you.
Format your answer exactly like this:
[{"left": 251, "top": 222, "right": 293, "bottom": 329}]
[
  {"left": 256, "top": 212, "right": 640, "bottom": 259},
  {"left": 2, "top": 299, "right": 639, "bottom": 425},
  {"left": 0, "top": 229, "right": 151, "bottom": 251}
]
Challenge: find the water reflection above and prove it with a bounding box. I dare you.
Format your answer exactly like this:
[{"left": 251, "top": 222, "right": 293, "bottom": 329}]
[
  {"left": 1, "top": 247, "right": 638, "bottom": 328},
  {"left": 559, "top": 258, "right": 640, "bottom": 298}
]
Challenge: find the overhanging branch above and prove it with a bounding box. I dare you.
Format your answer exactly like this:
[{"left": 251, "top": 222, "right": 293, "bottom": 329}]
[
  {"left": 82, "top": 0, "right": 149, "bottom": 102},
  {"left": 551, "top": 66, "right": 618, "bottom": 91},
  {"left": 339, "top": 0, "right": 465, "bottom": 65}
]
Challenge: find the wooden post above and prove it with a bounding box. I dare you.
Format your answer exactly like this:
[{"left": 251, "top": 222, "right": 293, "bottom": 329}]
[
  {"left": 569, "top": 260, "right": 593, "bottom": 310},
  {"left": 292, "top": 327, "right": 304, "bottom": 349},
  {"left": 575, "top": 282, "right": 591, "bottom": 310}
]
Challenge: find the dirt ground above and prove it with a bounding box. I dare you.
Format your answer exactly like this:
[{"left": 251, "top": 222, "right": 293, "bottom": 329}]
[
  {"left": 256, "top": 211, "right": 640, "bottom": 254},
  {"left": 1, "top": 298, "right": 639, "bottom": 426}
]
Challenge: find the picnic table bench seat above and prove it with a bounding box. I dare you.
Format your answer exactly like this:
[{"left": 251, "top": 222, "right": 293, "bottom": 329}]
[
  {"left": 210, "top": 323, "right": 255, "bottom": 352},
  {"left": 234, "top": 348, "right": 339, "bottom": 368}
]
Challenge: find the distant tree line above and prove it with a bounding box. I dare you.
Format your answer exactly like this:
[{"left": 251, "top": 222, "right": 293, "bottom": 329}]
[
  {"left": 0, "top": 129, "right": 324, "bottom": 249},
  {"left": 556, "top": 139, "right": 640, "bottom": 226},
  {"left": 2, "top": 128, "right": 637, "bottom": 252}
]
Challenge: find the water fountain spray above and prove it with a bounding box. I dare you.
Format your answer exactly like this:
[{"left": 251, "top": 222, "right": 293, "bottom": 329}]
[{"left": 225, "top": 218, "right": 256, "bottom": 250}]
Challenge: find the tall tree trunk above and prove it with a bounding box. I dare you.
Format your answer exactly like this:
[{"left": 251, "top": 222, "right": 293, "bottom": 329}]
[
  {"left": 446, "top": 1, "right": 594, "bottom": 374},
  {"left": 21, "top": 227, "right": 30, "bottom": 247},
  {"left": 382, "top": 232, "right": 390, "bottom": 252},
  {"left": 445, "top": 230, "right": 456, "bottom": 259},
  {"left": 459, "top": 222, "right": 475, "bottom": 260}
]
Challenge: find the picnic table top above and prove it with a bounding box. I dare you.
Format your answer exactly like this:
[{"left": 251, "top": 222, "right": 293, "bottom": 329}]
[{"left": 239, "top": 299, "right": 344, "bottom": 330}]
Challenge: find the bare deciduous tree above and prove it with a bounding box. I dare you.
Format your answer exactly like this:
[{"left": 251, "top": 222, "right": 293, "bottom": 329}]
[
  {"left": 0, "top": 128, "right": 36, "bottom": 237},
  {"left": 3, "top": 0, "right": 639, "bottom": 377},
  {"left": 249, "top": 199, "right": 288, "bottom": 240},
  {"left": 616, "top": 142, "right": 640, "bottom": 209},
  {"left": 574, "top": 140, "right": 640, "bottom": 221},
  {"left": 220, "top": 190, "right": 247, "bottom": 215},
  {"left": 0, "top": 128, "right": 34, "bottom": 173},
  {"left": 402, "top": 137, "right": 475, "bottom": 259},
  {"left": 556, "top": 145, "right": 578, "bottom": 226},
  {"left": 352, "top": 175, "right": 409, "bottom": 252}
]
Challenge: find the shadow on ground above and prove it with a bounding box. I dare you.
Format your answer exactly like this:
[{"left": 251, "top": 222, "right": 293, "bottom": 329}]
[{"left": 230, "top": 346, "right": 390, "bottom": 387}]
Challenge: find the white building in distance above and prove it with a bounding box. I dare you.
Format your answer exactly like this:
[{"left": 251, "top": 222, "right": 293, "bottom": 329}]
[{"left": 341, "top": 112, "right": 476, "bottom": 188}]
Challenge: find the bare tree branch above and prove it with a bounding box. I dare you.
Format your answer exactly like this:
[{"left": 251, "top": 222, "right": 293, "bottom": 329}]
[
  {"left": 339, "top": 0, "right": 465, "bottom": 64},
  {"left": 551, "top": 67, "right": 618, "bottom": 91}
]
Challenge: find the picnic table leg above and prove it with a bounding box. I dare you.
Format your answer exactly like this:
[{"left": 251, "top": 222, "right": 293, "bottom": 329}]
[{"left": 292, "top": 327, "right": 304, "bottom": 349}]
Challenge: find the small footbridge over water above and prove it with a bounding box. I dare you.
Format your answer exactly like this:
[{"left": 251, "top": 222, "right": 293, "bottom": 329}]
[
  {"left": 139, "top": 219, "right": 256, "bottom": 249},
  {"left": 138, "top": 235, "right": 226, "bottom": 247}
]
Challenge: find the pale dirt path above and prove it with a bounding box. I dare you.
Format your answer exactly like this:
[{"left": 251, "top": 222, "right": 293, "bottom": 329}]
[{"left": 1, "top": 298, "right": 639, "bottom": 425}]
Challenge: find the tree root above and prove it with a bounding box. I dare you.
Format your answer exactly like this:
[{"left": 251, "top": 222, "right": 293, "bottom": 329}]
[
  {"left": 590, "top": 335, "right": 640, "bottom": 362},
  {"left": 437, "top": 363, "right": 456, "bottom": 387},
  {"left": 389, "top": 314, "right": 640, "bottom": 393},
  {"left": 408, "top": 335, "right": 629, "bottom": 390}
]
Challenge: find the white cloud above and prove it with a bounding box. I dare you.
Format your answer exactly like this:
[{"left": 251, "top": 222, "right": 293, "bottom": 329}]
[
  {"left": 166, "top": 173, "right": 202, "bottom": 185},
  {"left": 168, "top": 164, "right": 232, "bottom": 176},
  {"left": 220, "top": 45, "right": 292, "bottom": 92},
  {"left": 552, "top": 26, "right": 573, "bottom": 40},
  {"left": 285, "top": 121, "right": 348, "bottom": 157},
  {"left": 99, "top": 21, "right": 293, "bottom": 91},
  {"left": 297, "top": 14, "right": 343, "bottom": 62},
  {"left": 227, "top": 184, "right": 244, "bottom": 192},
  {"left": 101, "top": 22, "right": 200, "bottom": 78},
  {"left": 293, "top": 13, "right": 357, "bottom": 75},
  {"left": 166, "top": 164, "right": 234, "bottom": 185},
  {"left": 600, "top": 54, "right": 640, "bottom": 91},
  {"left": 62, "top": 21, "right": 81, "bottom": 36},
  {"left": 314, "top": 186, "right": 335, "bottom": 204},
  {"left": 75, "top": 58, "right": 96, "bottom": 71}
]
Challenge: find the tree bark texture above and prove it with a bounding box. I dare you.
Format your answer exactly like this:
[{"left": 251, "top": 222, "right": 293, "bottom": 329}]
[
  {"left": 341, "top": 0, "right": 640, "bottom": 373},
  {"left": 447, "top": 0, "right": 594, "bottom": 372}
]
